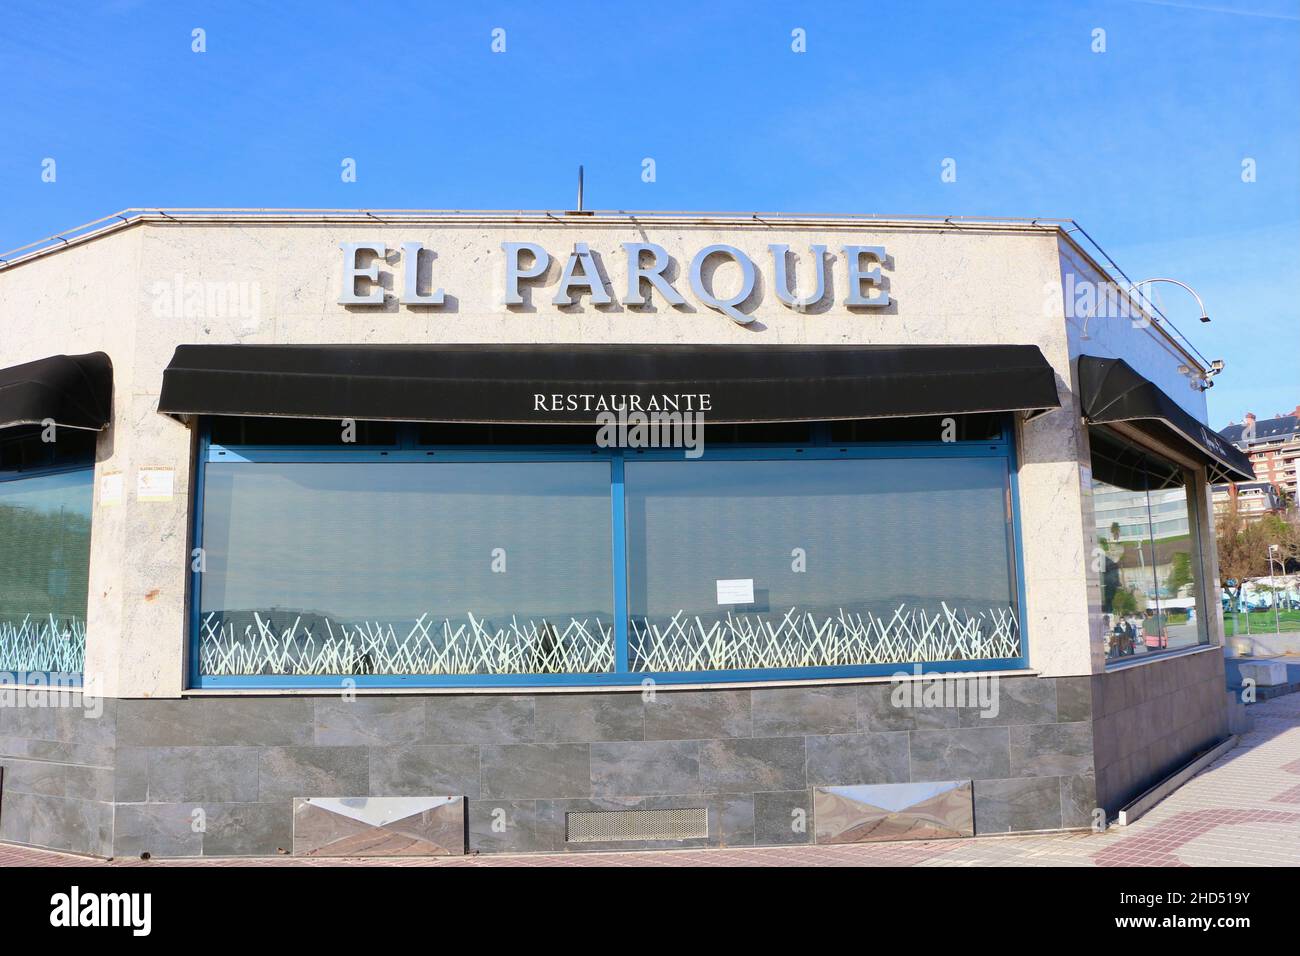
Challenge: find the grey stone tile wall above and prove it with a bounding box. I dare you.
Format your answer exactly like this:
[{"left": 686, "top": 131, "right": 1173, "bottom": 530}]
[
  {"left": 0, "top": 693, "right": 115, "bottom": 856},
  {"left": 1091, "top": 650, "right": 1230, "bottom": 816},
  {"left": 0, "top": 675, "right": 1106, "bottom": 857}
]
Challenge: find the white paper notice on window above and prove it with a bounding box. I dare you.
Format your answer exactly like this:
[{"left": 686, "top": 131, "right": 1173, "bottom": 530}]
[
  {"left": 715, "top": 578, "right": 755, "bottom": 605},
  {"left": 137, "top": 467, "right": 174, "bottom": 502}
]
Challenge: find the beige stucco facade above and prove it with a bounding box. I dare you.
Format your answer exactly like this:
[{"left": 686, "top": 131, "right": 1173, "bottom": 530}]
[{"left": 0, "top": 213, "right": 1223, "bottom": 698}]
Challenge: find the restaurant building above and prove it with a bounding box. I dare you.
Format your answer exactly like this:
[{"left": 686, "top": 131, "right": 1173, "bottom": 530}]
[{"left": 0, "top": 210, "right": 1252, "bottom": 857}]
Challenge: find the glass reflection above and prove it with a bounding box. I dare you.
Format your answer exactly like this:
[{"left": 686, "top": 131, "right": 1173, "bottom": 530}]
[
  {"left": 1090, "top": 428, "right": 1205, "bottom": 662},
  {"left": 0, "top": 468, "right": 93, "bottom": 674},
  {"left": 624, "top": 456, "right": 1021, "bottom": 671},
  {"left": 199, "top": 461, "right": 614, "bottom": 675}
]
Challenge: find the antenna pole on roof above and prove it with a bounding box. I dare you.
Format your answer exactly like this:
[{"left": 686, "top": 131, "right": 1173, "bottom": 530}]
[{"left": 566, "top": 166, "right": 593, "bottom": 216}]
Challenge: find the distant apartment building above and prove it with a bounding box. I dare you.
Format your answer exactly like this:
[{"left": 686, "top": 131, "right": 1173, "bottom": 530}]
[
  {"left": 1211, "top": 481, "right": 1284, "bottom": 518},
  {"left": 1219, "top": 408, "right": 1300, "bottom": 504}
]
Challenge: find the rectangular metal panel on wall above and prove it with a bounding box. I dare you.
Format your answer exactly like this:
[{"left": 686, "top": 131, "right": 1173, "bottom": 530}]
[
  {"left": 566, "top": 807, "right": 709, "bottom": 843},
  {"left": 292, "top": 796, "right": 465, "bottom": 857},
  {"left": 814, "top": 781, "right": 974, "bottom": 843}
]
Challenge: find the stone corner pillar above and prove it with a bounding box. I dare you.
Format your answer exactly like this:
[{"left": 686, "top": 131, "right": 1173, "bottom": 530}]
[{"left": 84, "top": 393, "right": 193, "bottom": 699}]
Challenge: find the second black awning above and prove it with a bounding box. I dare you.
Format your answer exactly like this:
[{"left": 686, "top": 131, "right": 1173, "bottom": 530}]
[
  {"left": 1077, "top": 354, "right": 1253, "bottom": 483},
  {"left": 158, "top": 343, "right": 1061, "bottom": 425},
  {"left": 0, "top": 352, "right": 113, "bottom": 432}
]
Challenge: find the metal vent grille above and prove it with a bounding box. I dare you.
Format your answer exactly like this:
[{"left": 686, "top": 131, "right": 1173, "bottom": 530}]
[{"left": 566, "top": 807, "right": 708, "bottom": 843}]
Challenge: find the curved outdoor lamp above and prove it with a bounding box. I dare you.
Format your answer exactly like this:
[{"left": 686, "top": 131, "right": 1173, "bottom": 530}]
[
  {"left": 1079, "top": 277, "right": 1219, "bottom": 388},
  {"left": 1080, "top": 276, "right": 1210, "bottom": 340},
  {"left": 1136, "top": 277, "right": 1211, "bottom": 324}
]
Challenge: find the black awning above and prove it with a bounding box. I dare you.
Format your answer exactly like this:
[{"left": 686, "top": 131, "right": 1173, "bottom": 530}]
[
  {"left": 1077, "top": 354, "right": 1253, "bottom": 484},
  {"left": 158, "top": 343, "right": 1061, "bottom": 425},
  {"left": 0, "top": 352, "right": 113, "bottom": 432}
]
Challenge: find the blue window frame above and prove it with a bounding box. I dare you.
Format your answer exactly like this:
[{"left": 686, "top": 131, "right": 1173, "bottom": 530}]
[
  {"left": 189, "top": 417, "right": 1029, "bottom": 688},
  {"left": 0, "top": 426, "right": 96, "bottom": 681}
]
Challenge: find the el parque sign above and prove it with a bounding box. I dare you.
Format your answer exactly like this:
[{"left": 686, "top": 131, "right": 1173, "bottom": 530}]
[{"left": 338, "top": 241, "right": 891, "bottom": 323}]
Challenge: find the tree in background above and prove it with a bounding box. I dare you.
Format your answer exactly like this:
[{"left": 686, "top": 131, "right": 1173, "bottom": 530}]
[
  {"left": 1166, "top": 551, "right": 1193, "bottom": 596},
  {"left": 1111, "top": 587, "right": 1138, "bottom": 617},
  {"left": 1280, "top": 506, "right": 1300, "bottom": 571},
  {"left": 1215, "top": 502, "right": 1292, "bottom": 610}
]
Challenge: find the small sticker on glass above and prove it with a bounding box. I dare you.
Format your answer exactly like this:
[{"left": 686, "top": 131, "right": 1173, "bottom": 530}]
[{"left": 716, "top": 578, "right": 755, "bottom": 605}]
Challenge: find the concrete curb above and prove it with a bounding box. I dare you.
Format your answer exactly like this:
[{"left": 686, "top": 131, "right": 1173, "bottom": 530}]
[{"left": 1116, "top": 735, "right": 1239, "bottom": 827}]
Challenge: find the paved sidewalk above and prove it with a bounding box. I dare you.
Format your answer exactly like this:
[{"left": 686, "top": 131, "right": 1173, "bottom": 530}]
[{"left": 4, "top": 694, "right": 1298, "bottom": 868}]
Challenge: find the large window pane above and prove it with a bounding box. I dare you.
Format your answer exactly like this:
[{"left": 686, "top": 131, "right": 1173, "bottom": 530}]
[
  {"left": 1090, "top": 427, "right": 1206, "bottom": 662},
  {"left": 0, "top": 469, "right": 93, "bottom": 674},
  {"left": 1092, "top": 472, "right": 1159, "bottom": 659},
  {"left": 198, "top": 461, "right": 614, "bottom": 676},
  {"left": 624, "top": 457, "right": 1020, "bottom": 671}
]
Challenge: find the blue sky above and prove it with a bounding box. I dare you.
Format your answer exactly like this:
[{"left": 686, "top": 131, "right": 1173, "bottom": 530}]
[{"left": 1, "top": 0, "right": 1296, "bottom": 427}]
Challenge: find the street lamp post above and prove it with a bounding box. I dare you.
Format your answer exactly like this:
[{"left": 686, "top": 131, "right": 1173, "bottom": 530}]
[{"left": 1267, "top": 545, "right": 1283, "bottom": 636}]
